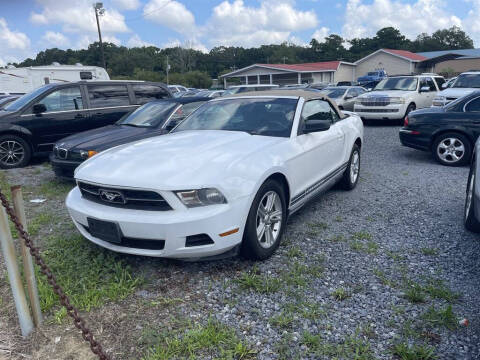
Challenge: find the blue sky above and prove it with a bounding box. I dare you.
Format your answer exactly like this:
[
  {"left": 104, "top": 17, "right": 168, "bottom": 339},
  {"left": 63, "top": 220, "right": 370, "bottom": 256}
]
[{"left": 0, "top": 0, "right": 478, "bottom": 65}]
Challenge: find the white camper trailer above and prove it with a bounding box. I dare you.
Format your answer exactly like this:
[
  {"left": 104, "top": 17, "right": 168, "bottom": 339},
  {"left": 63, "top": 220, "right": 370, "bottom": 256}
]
[{"left": 0, "top": 63, "right": 109, "bottom": 95}]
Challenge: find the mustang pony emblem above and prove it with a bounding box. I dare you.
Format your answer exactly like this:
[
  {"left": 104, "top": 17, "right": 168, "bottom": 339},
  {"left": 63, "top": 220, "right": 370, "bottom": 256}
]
[{"left": 99, "top": 189, "right": 125, "bottom": 204}]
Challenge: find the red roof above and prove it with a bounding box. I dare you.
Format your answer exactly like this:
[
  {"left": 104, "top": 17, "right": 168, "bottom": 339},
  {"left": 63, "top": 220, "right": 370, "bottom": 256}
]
[
  {"left": 383, "top": 49, "right": 427, "bottom": 61},
  {"left": 256, "top": 61, "right": 341, "bottom": 72}
]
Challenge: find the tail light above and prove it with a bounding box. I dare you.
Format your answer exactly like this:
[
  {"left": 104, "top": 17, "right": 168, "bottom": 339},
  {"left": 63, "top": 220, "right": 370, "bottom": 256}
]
[{"left": 404, "top": 116, "right": 409, "bottom": 127}]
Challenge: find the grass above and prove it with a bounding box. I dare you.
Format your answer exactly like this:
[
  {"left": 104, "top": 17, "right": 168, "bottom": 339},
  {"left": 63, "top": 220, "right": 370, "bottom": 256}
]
[
  {"left": 302, "top": 331, "right": 374, "bottom": 360},
  {"left": 392, "top": 342, "right": 436, "bottom": 360},
  {"left": 141, "top": 318, "right": 255, "bottom": 360},
  {"left": 331, "top": 287, "right": 350, "bottom": 301},
  {"left": 28, "top": 212, "right": 56, "bottom": 236},
  {"left": 38, "top": 179, "right": 74, "bottom": 199},
  {"left": 269, "top": 311, "right": 295, "bottom": 329},
  {"left": 420, "top": 248, "right": 439, "bottom": 256},
  {"left": 36, "top": 233, "right": 141, "bottom": 312},
  {"left": 373, "top": 268, "right": 397, "bottom": 288},
  {"left": 386, "top": 250, "right": 406, "bottom": 262},
  {"left": 422, "top": 305, "right": 458, "bottom": 331},
  {"left": 351, "top": 231, "right": 373, "bottom": 241},
  {"left": 235, "top": 268, "right": 282, "bottom": 294},
  {"left": 306, "top": 222, "right": 328, "bottom": 236},
  {"left": 285, "top": 246, "right": 303, "bottom": 259},
  {"left": 329, "top": 234, "right": 345, "bottom": 242},
  {"left": 423, "top": 278, "right": 459, "bottom": 302},
  {"left": 350, "top": 240, "right": 379, "bottom": 254},
  {"left": 403, "top": 283, "right": 427, "bottom": 304}
]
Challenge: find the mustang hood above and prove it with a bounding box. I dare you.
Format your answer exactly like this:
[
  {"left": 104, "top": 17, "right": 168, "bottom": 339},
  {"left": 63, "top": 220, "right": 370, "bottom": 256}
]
[
  {"left": 57, "top": 125, "right": 153, "bottom": 151},
  {"left": 75, "top": 130, "right": 285, "bottom": 190}
]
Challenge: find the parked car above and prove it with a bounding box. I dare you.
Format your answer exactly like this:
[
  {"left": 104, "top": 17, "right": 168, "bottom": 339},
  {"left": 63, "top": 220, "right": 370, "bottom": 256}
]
[
  {"left": 433, "top": 71, "right": 480, "bottom": 107},
  {"left": 320, "top": 86, "right": 367, "bottom": 111},
  {"left": 66, "top": 90, "right": 363, "bottom": 260},
  {"left": 336, "top": 81, "right": 357, "bottom": 86},
  {"left": 464, "top": 138, "right": 480, "bottom": 231},
  {"left": 399, "top": 91, "right": 480, "bottom": 166},
  {"left": 223, "top": 84, "right": 279, "bottom": 95},
  {"left": 443, "top": 77, "right": 457, "bottom": 89},
  {"left": 168, "top": 85, "right": 188, "bottom": 94},
  {"left": 0, "top": 81, "right": 171, "bottom": 168},
  {"left": 354, "top": 75, "right": 444, "bottom": 121},
  {"left": 0, "top": 95, "right": 19, "bottom": 109},
  {"left": 308, "top": 83, "right": 329, "bottom": 90},
  {"left": 50, "top": 97, "right": 208, "bottom": 178},
  {"left": 195, "top": 90, "right": 224, "bottom": 98},
  {"left": 360, "top": 80, "right": 381, "bottom": 91},
  {"left": 357, "top": 70, "right": 387, "bottom": 84}
]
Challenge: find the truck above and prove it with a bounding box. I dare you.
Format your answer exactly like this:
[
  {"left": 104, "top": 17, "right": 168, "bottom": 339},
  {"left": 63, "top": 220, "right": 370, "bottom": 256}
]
[
  {"left": 357, "top": 70, "right": 387, "bottom": 84},
  {"left": 0, "top": 63, "right": 109, "bottom": 95}
]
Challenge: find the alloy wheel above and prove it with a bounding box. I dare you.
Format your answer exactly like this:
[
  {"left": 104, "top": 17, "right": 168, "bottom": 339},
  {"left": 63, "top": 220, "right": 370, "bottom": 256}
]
[
  {"left": 256, "top": 191, "right": 283, "bottom": 249},
  {"left": 437, "top": 137, "right": 465, "bottom": 164},
  {"left": 0, "top": 140, "right": 25, "bottom": 166},
  {"left": 350, "top": 150, "right": 360, "bottom": 184}
]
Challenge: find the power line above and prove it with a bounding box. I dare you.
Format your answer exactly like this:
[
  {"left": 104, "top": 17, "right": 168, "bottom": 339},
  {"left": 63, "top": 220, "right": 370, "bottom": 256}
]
[{"left": 124, "top": 0, "right": 172, "bottom": 22}]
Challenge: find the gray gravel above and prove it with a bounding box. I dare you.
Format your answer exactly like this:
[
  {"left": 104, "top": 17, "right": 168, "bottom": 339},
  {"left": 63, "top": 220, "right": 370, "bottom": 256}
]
[{"left": 174, "top": 124, "right": 480, "bottom": 359}]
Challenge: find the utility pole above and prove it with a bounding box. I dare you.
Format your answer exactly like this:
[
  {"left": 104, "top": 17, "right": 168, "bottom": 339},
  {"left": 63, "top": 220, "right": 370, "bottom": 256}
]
[
  {"left": 166, "top": 55, "right": 170, "bottom": 85},
  {"left": 94, "top": 2, "right": 106, "bottom": 70}
]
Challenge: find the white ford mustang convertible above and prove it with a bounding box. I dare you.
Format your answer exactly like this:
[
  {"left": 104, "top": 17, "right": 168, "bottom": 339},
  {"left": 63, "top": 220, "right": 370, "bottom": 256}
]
[{"left": 66, "top": 90, "right": 364, "bottom": 260}]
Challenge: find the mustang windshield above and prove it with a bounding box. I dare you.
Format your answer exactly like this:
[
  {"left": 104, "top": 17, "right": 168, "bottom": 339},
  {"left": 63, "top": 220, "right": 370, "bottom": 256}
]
[
  {"left": 374, "top": 77, "right": 418, "bottom": 91},
  {"left": 452, "top": 74, "right": 480, "bottom": 88},
  {"left": 174, "top": 97, "right": 298, "bottom": 137},
  {"left": 117, "top": 102, "right": 177, "bottom": 127}
]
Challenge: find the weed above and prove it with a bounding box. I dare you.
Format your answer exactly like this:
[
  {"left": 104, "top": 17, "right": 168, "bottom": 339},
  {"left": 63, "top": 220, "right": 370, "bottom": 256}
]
[
  {"left": 421, "top": 248, "right": 439, "bottom": 256},
  {"left": 38, "top": 180, "right": 73, "bottom": 199},
  {"left": 423, "top": 279, "right": 459, "bottom": 303},
  {"left": 331, "top": 287, "right": 350, "bottom": 301},
  {"left": 422, "top": 305, "right": 458, "bottom": 331},
  {"left": 235, "top": 270, "right": 282, "bottom": 294},
  {"left": 286, "top": 246, "right": 303, "bottom": 259},
  {"left": 302, "top": 331, "right": 375, "bottom": 359},
  {"left": 373, "top": 268, "right": 397, "bottom": 288},
  {"left": 404, "top": 283, "right": 426, "bottom": 304},
  {"left": 335, "top": 216, "right": 343, "bottom": 222},
  {"left": 386, "top": 250, "right": 406, "bottom": 262},
  {"left": 329, "top": 234, "right": 345, "bottom": 242},
  {"left": 269, "top": 312, "right": 295, "bottom": 329},
  {"left": 351, "top": 231, "right": 373, "bottom": 241},
  {"left": 392, "top": 342, "right": 436, "bottom": 360},
  {"left": 29, "top": 212, "right": 55, "bottom": 236}
]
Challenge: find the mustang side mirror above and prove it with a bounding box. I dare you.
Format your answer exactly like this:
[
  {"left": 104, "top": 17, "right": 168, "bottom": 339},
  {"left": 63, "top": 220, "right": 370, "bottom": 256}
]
[
  {"left": 419, "top": 86, "right": 430, "bottom": 93},
  {"left": 304, "top": 120, "right": 331, "bottom": 133},
  {"left": 33, "top": 104, "right": 47, "bottom": 114}
]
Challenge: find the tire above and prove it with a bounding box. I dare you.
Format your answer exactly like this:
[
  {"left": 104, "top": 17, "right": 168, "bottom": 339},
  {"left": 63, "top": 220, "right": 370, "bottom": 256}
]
[
  {"left": 339, "top": 144, "right": 361, "bottom": 190},
  {"left": 432, "top": 132, "right": 471, "bottom": 166},
  {"left": 241, "top": 179, "right": 287, "bottom": 260},
  {"left": 401, "top": 103, "right": 416, "bottom": 125},
  {"left": 0, "top": 135, "right": 32, "bottom": 169},
  {"left": 464, "top": 162, "right": 480, "bottom": 232}
]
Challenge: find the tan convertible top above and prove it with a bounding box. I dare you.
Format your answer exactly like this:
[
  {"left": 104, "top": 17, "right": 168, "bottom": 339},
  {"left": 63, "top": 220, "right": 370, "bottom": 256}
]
[{"left": 225, "top": 89, "right": 346, "bottom": 117}]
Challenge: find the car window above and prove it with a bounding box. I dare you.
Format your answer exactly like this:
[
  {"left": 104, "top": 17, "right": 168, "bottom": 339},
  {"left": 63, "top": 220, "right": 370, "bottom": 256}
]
[
  {"left": 301, "top": 100, "right": 338, "bottom": 123},
  {"left": 34, "top": 86, "right": 83, "bottom": 112},
  {"left": 356, "top": 88, "right": 367, "bottom": 95},
  {"left": 88, "top": 85, "right": 130, "bottom": 108},
  {"left": 465, "top": 97, "right": 480, "bottom": 112},
  {"left": 434, "top": 77, "right": 445, "bottom": 89},
  {"left": 170, "top": 101, "right": 206, "bottom": 121},
  {"left": 426, "top": 78, "right": 437, "bottom": 91},
  {"left": 347, "top": 89, "right": 358, "bottom": 98},
  {"left": 133, "top": 84, "right": 170, "bottom": 105},
  {"left": 117, "top": 101, "right": 177, "bottom": 127}
]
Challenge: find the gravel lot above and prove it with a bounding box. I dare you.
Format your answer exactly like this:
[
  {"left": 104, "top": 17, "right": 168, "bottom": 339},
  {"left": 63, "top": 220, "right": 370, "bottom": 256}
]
[{"left": 1, "top": 124, "right": 479, "bottom": 360}]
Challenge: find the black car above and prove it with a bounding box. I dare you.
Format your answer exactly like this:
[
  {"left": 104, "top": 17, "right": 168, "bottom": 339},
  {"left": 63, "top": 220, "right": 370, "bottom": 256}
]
[
  {"left": 50, "top": 97, "right": 209, "bottom": 178},
  {"left": 399, "top": 91, "right": 480, "bottom": 166},
  {"left": 0, "top": 96, "right": 19, "bottom": 109},
  {"left": 0, "top": 81, "right": 171, "bottom": 168},
  {"left": 465, "top": 137, "right": 480, "bottom": 232}
]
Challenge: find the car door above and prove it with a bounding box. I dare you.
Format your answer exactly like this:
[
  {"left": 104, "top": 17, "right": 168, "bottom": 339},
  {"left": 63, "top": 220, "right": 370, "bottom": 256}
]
[
  {"left": 132, "top": 84, "right": 171, "bottom": 105},
  {"left": 418, "top": 77, "right": 437, "bottom": 108},
  {"left": 292, "top": 99, "right": 346, "bottom": 197},
  {"left": 18, "top": 85, "right": 89, "bottom": 150},
  {"left": 86, "top": 84, "right": 138, "bottom": 128},
  {"left": 464, "top": 96, "right": 480, "bottom": 139},
  {"left": 343, "top": 88, "right": 357, "bottom": 111}
]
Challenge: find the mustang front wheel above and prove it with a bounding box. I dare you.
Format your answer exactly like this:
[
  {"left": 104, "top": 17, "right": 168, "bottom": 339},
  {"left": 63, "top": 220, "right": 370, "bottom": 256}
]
[
  {"left": 242, "top": 179, "right": 287, "bottom": 260},
  {"left": 340, "top": 144, "right": 361, "bottom": 190}
]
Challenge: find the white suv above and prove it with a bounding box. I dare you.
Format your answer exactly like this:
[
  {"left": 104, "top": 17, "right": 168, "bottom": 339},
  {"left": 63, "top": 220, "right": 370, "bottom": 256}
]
[
  {"left": 354, "top": 75, "right": 444, "bottom": 120},
  {"left": 433, "top": 71, "right": 480, "bottom": 107}
]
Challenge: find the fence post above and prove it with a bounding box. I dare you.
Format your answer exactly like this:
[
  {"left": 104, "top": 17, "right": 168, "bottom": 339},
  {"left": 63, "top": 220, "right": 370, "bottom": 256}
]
[
  {"left": 11, "top": 185, "right": 42, "bottom": 327},
  {"left": 0, "top": 205, "right": 34, "bottom": 337}
]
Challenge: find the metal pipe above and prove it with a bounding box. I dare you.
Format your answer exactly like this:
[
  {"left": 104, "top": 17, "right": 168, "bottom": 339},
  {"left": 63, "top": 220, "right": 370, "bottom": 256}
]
[
  {"left": 11, "top": 186, "right": 42, "bottom": 327},
  {"left": 0, "top": 205, "right": 33, "bottom": 337}
]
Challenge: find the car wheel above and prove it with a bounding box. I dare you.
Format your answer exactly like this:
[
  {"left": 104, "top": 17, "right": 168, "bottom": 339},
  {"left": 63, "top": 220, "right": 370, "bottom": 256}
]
[
  {"left": 433, "top": 132, "right": 471, "bottom": 166},
  {"left": 464, "top": 162, "right": 480, "bottom": 232},
  {"left": 402, "top": 103, "right": 416, "bottom": 125},
  {"left": 241, "top": 179, "right": 287, "bottom": 260},
  {"left": 339, "top": 144, "right": 361, "bottom": 190},
  {"left": 0, "top": 135, "right": 32, "bottom": 169}
]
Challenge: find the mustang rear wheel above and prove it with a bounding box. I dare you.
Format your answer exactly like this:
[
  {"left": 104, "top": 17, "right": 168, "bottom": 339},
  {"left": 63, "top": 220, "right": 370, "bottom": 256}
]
[
  {"left": 433, "top": 132, "right": 471, "bottom": 166},
  {"left": 0, "top": 135, "right": 32, "bottom": 169},
  {"left": 241, "top": 179, "right": 287, "bottom": 260},
  {"left": 464, "top": 163, "right": 480, "bottom": 232}
]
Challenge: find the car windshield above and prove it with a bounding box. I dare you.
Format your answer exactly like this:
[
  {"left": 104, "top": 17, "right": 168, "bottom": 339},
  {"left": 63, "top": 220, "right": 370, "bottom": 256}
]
[
  {"left": 367, "top": 72, "right": 378, "bottom": 76},
  {"left": 173, "top": 97, "right": 297, "bottom": 137},
  {"left": 3, "top": 85, "right": 53, "bottom": 112},
  {"left": 452, "top": 74, "right": 480, "bottom": 88},
  {"left": 321, "top": 88, "right": 346, "bottom": 98},
  {"left": 117, "top": 102, "right": 177, "bottom": 128},
  {"left": 374, "top": 77, "right": 418, "bottom": 91}
]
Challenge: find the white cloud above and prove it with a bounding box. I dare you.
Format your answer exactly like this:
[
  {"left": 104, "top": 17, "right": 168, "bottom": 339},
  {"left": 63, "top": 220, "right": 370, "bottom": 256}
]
[
  {"left": 204, "top": 0, "right": 318, "bottom": 48},
  {"left": 342, "top": 0, "right": 462, "bottom": 40},
  {"left": 42, "top": 31, "right": 70, "bottom": 47},
  {"left": 162, "top": 38, "right": 208, "bottom": 53},
  {"left": 75, "top": 34, "right": 121, "bottom": 49},
  {"left": 127, "top": 34, "right": 154, "bottom": 47},
  {"left": 30, "top": 0, "right": 129, "bottom": 34},
  {"left": 0, "top": 18, "right": 30, "bottom": 50},
  {"left": 312, "top": 27, "right": 330, "bottom": 42},
  {"left": 113, "top": 0, "right": 141, "bottom": 10},
  {"left": 143, "top": 0, "right": 196, "bottom": 35},
  {"left": 463, "top": 0, "right": 480, "bottom": 45}
]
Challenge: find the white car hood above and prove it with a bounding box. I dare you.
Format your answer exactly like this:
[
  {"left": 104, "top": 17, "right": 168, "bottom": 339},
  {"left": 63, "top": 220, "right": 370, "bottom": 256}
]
[
  {"left": 436, "top": 88, "right": 477, "bottom": 98},
  {"left": 75, "top": 130, "right": 285, "bottom": 190},
  {"left": 359, "top": 90, "right": 413, "bottom": 98}
]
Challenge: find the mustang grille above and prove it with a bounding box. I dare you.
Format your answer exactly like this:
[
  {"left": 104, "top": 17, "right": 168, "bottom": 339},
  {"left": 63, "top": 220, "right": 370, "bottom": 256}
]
[{"left": 78, "top": 182, "right": 172, "bottom": 211}]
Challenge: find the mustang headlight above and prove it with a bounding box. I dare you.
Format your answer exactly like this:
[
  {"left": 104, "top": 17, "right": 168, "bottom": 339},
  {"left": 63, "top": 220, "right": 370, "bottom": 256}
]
[
  {"left": 389, "top": 97, "right": 405, "bottom": 104},
  {"left": 175, "top": 188, "right": 227, "bottom": 207}
]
